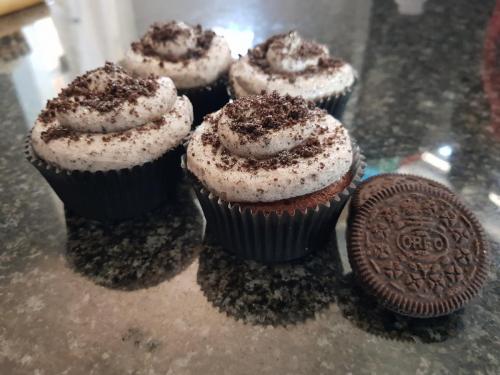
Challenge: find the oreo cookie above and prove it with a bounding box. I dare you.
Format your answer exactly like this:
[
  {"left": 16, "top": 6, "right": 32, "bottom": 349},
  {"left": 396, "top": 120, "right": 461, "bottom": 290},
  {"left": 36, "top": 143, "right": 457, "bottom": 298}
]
[
  {"left": 348, "top": 184, "right": 489, "bottom": 318},
  {"left": 350, "top": 173, "right": 451, "bottom": 211}
]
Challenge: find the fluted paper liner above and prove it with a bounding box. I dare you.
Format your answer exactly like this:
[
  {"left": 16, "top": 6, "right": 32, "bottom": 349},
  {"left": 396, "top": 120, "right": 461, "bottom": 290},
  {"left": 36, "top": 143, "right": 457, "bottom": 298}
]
[
  {"left": 315, "top": 83, "right": 354, "bottom": 121},
  {"left": 185, "top": 142, "right": 365, "bottom": 263},
  {"left": 25, "top": 134, "right": 183, "bottom": 221},
  {"left": 179, "top": 74, "right": 229, "bottom": 126}
]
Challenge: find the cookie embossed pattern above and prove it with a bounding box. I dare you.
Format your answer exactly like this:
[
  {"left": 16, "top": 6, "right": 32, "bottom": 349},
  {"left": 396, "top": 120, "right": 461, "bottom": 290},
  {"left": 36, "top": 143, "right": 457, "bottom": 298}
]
[
  {"left": 348, "top": 184, "right": 489, "bottom": 318},
  {"left": 350, "top": 173, "right": 453, "bottom": 211}
]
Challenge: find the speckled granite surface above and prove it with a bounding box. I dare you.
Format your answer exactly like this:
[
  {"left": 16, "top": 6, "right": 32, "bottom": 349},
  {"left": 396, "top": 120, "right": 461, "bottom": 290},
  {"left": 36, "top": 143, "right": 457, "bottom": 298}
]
[{"left": 1, "top": 0, "right": 499, "bottom": 374}]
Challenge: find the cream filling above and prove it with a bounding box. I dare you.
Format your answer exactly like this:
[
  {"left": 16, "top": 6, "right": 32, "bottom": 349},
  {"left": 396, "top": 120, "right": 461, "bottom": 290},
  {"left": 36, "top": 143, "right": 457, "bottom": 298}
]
[
  {"left": 230, "top": 57, "right": 356, "bottom": 101},
  {"left": 123, "top": 36, "right": 232, "bottom": 89},
  {"left": 31, "top": 96, "right": 193, "bottom": 172},
  {"left": 187, "top": 111, "right": 353, "bottom": 202}
]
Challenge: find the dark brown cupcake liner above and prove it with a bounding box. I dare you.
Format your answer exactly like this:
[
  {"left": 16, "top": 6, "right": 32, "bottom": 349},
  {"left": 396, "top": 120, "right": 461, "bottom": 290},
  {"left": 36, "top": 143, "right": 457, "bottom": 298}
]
[
  {"left": 314, "top": 83, "right": 355, "bottom": 120},
  {"left": 178, "top": 74, "right": 230, "bottom": 126},
  {"left": 184, "top": 142, "right": 365, "bottom": 263},
  {"left": 227, "top": 79, "right": 356, "bottom": 121},
  {"left": 347, "top": 184, "right": 490, "bottom": 318},
  {"left": 25, "top": 134, "right": 183, "bottom": 221}
]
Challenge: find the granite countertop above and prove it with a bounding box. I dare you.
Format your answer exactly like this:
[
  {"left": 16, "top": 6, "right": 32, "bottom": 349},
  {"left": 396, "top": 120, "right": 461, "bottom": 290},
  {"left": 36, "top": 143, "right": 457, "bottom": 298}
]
[{"left": 1, "top": 0, "right": 499, "bottom": 374}]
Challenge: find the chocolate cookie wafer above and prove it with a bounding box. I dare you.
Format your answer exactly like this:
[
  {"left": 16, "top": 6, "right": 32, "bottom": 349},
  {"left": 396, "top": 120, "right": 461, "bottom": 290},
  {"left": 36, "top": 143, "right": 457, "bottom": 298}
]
[
  {"left": 348, "top": 183, "right": 489, "bottom": 318},
  {"left": 350, "top": 173, "right": 452, "bottom": 211}
]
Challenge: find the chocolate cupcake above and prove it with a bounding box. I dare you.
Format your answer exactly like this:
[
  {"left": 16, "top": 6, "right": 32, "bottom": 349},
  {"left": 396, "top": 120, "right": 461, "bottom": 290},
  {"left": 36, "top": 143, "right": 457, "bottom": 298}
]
[
  {"left": 186, "top": 92, "right": 365, "bottom": 263},
  {"left": 123, "top": 21, "right": 232, "bottom": 125},
  {"left": 229, "top": 31, "right": 356, "bottom": 120},
  {"left": 26, "top": 62, "right": 193, "bottom": 221}
]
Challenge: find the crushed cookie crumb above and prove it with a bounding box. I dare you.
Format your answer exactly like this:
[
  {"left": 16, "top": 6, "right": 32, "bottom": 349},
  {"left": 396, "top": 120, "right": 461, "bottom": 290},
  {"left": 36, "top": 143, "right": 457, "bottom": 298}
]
[{"left": 131, "top": 22, "right": 215, "bottom": 63}]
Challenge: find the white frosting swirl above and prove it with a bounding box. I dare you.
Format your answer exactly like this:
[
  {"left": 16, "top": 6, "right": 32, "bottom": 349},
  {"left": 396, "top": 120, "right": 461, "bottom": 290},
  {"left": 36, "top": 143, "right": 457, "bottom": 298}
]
[
  {"left": 143, "top": 21, "right": 197, "bottom": 58},
  {"left": 57, "top": 66, "right": 177, "bottom": 133},
  {"left": 266, "top": 31, "right": 329, "bottom": 73},
  {"left": 31, "top": 63, "right": 193, "bottom": 172},
  {"left": 217, "top": 111, "right": 316, "bottom": 159},
  {"left": 123, "top": 21, "right": 232, "bottom": 89},
  {"left": 229, "top": 31, "right": 356, "bottom": 101},
  {"left": 187, "top": 94, "right": 353, "bottom": 202}
]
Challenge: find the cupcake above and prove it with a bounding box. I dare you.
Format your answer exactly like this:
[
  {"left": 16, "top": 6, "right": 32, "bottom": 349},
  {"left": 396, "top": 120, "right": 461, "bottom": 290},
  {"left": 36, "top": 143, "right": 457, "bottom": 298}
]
[
  {"left": 123, "top": 21, "right": 232, "bottom": 125},
  {"left": 229, "top": 31, "right": 356, "bottom": 120},
  {"left": 186, "top": 92, "right": 365, "bottom": 263},
  {"left": 26, "top": 62, "right": 193, "bottom": 221}
]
